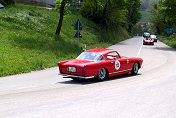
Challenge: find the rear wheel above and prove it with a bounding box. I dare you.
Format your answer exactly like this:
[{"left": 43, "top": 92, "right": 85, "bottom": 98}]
[
  {"left": 96, "top": 68, "right": 108, "bottom": 81},
  {"left": 131, "top": 62, "right": 139, "bottom": 75}
]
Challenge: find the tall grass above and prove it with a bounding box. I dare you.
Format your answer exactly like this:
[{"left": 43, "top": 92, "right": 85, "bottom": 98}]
[
  {"left": 159, "top": 36, "right": 176, "bottom": 48},
  {"left": 0, "top": 4, "right": 129, "bottom": 76}
]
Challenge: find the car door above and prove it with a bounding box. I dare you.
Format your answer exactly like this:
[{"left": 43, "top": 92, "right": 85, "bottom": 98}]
[{"left": 106, "top": 52, "right": 127, "bottom": 75}]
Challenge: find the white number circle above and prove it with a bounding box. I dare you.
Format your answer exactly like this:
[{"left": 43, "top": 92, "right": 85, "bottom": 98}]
[{"left": 115, "top": 60, "right": 120, "bottom": 70}]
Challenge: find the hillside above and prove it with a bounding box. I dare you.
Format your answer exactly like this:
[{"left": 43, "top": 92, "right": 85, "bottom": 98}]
[
  {"left": 141, "top": 0, "right": 160, "bottom": 6},
  {"left": 0, "top": 4, "right": 129, "bottom": 76},
  {"left": 140, "top": 0, "right": 160, "bottom": 22}
]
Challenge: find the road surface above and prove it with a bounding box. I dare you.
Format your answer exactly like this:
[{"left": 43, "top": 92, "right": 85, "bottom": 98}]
[{"left": 0, "top": 36, "right": 176, "bottom": 118}]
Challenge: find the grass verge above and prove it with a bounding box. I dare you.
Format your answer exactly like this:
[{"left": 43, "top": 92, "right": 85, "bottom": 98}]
[
  {"left": 159, "top": 35, "right": 176, "bottom": 48},
  {"left": 0, "top": 4, "right": 130, "bottom": 77}
]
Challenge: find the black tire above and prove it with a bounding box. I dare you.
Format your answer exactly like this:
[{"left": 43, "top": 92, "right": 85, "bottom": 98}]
[
  {"left": 96, "top": 68, "right": 108, "bottom": 81},
  {"left": 131, "top": 62, "right": 139, "bottom": 75}
]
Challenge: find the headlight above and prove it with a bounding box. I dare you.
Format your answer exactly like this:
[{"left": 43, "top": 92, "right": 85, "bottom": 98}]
[{"left": 68, "top": 67, "right": 76, "bottom": 73}]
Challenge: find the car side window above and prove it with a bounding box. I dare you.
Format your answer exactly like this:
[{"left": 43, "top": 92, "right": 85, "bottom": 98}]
[
  {"left": 96, "top": 55, "right": 105, "bottom": 61},
  {"left": 106, "top": 52, "right": 120, "bottom": 60}
]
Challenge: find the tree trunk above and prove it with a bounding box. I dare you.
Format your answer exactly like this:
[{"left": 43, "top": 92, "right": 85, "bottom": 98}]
[
  {"left": 56, "top": 0, "right": 66, "bottom": 35},
  {"left": 99, "top": 0, "right": 109, "bottom": 26}
]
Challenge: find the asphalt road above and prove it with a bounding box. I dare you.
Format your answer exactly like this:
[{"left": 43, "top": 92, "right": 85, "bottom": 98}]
[{"left": 0, "top": 36, "right": 176, "bottom": 118}]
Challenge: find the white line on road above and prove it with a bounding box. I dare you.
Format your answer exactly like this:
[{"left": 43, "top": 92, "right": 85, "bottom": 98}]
[{"left": 136, "top": 40, "right": 143, "bottom": 57}]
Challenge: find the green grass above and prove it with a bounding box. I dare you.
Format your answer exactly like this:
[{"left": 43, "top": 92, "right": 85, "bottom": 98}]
[
  {"left": 159, "top": 35, "right": 176, "bottom": 48},
  {"left": 0, "top": 4, "right": 129, "bottom": 77}
]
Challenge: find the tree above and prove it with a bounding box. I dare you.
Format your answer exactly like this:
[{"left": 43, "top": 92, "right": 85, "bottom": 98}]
[
  {"left": 150, "top": 2, "right": 164, "bottom": 34},
  {"left": 99, "top": 0, "right": 109, "bottom": 26},
  {"left": 150, "top": 0, "right": 176, "bottom": 34},
  {"left": 80, "top": 0, "right": 141, "bottom": 33},
  {"left": 126, "top": 0, "right": 141, "bottom": 33},
  {"left": 162, "top": 0, "right": 176, "bottom": 27},
  {"left": 80, "top": 0, "right": 126, "bottom": 28},
  {"left": 55, "top": 0, "right": 73, "bottom": 35},
  {"left": 140, "top": 0, "right": 150, "bottom": 11},
  {"left": 102, "top": 0, "right": 127, "bottom": 27},
  {"left": 56, "top": 0, "right": 67, "bottom": 35}
]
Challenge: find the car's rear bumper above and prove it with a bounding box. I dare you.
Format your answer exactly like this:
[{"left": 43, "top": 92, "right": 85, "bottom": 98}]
[
  {"left": 143, "top": 42, "right": 154, "bottom": 45},
  {"left": 59, "top": 74, "right": 94, "bottom": 79}
]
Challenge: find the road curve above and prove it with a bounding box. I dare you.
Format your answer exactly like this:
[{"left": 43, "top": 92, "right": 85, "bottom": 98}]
[{"left": 0, "top": 36, "right": 176, "bottom": 118}]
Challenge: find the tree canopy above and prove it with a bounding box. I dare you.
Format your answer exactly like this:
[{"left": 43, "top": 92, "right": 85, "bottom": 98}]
[
  {"left": 56, "top": 0, "right": 141, "bottom": 35},
  {"left": 150, "top": 0, "right": 176, "bottom": 34},
  {"left": 80, "top": 0, "right": 141, "bottom": 32}
]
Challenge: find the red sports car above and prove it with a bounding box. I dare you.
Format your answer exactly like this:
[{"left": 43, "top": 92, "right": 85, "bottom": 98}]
[
  {"left": 58, "top": 48, "right": 143, "bottom": 81},
  {"left": 143, "top": 38, "right": 154, "bottom": 45}
]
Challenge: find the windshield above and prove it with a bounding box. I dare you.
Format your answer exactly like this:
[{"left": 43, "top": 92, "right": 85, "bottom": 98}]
[{"left": 76, "top": 52, "right": 105, "bottom": 61}]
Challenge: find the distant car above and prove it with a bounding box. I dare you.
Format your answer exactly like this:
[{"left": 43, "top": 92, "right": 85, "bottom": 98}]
[
  {"left": 143, "top": 37, "right": 154, "bottom": 45},
  {"left": 150, "top": 35, "right": 157, "bottom": 42},
  {"left": 143, "top": 32, "right": 150, "bottom": 38},
  {"left": 58, "top": 48, "right": 143, "bottom": 81}
]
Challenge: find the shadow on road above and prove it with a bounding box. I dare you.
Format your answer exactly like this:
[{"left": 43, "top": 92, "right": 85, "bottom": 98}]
[
  {"left": 57, "top": 74, "right": 141, "bottom": 85},
  {"left": 154, "top": 47, "right": 176, "bottom": 52}
]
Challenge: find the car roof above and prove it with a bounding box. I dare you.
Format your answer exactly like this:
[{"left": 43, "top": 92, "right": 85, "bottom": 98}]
[{"left": 84, "top": 48, "right": 117, "bottom": 54}]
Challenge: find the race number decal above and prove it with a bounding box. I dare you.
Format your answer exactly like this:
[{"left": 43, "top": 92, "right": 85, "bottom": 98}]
[{"left": 115, "top": 60, "right": 120, "bottom": 70}]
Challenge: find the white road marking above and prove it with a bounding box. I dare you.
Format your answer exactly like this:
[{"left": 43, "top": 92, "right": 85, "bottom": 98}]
[{"left": 136, "top": 40, "right": 143, "bottom": 57}]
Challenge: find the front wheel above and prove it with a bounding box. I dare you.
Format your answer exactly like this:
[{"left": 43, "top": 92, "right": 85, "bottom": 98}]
[
  {"left": 131, "top": 62, "right": 139, "bottom": 75},
  {"left": 96, "top": 68, "right": 108, "bottom": 81}
]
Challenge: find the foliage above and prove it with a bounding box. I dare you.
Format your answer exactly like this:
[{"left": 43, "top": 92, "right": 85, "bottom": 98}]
[
  {"left": 104, "top": 0, "right": 127, "bottom": 27},
  {"left": 139, "top": 10, "right": 150, "bottom": 22},
  {"left": 140, "top": 0, "right": 160, "bottom": 11},
  {"left": 0, "top": 4, "right": 129, "bottom": 76},
  {"left": 80, "top": 0, "right": 108, "bottom": 24},
  {"left": 55, "top": 0, "right": 78, "bottom": 35},
  {"left": 131, "top": 24, "right": 144, "bottom": 36},
  {"left": 159, "top": 36, "right": 176, "bottom": 48},
  {"left": 0, "top": 0, "right": 15, "bottom": 6},
  {"left": 140, "top": 0, "right": 150, "bottom": 11},
  {"left": 80, "top": 0, "right": 141, "bottom": 33},
  {"left": 80, "top": 0, "right": 127, "bottom": 27},
  {"left": 161, "top": 0, "right": 176, "bottom": 28},
  {"left": 55, "top": 0, "right": 72, "bottom": 14},
  {"left": 150, "top": 0, "right": 176, "bottom": 34},
  {"left": 126, "top": 0, "right": 141, "bottom": 33},
  {"left": 139, "top": 0, "right": 161, "bottom": 23}
]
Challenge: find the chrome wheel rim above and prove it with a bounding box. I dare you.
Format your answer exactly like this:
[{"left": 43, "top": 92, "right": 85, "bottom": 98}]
[
  {"left": 134, "top": 63, "right": 138, "bottom": 74},
  {"left": 98, "top": 68, "right": 106, "bottom": 80}
]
